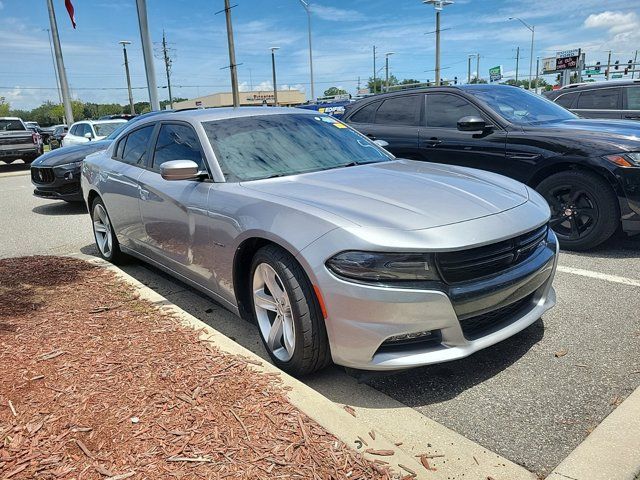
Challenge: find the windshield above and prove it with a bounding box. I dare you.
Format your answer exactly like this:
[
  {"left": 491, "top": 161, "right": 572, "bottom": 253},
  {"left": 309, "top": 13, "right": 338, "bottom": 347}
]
[
  {"left": 0, "top": 119, "right": 26, "bottom": 131},
  {"left": 202, "top": 113, "right": 392, "bottom": 182},
  {"left": 105, "top": 121, "right": 130, "bottom": 140},
  {"left": 468, "top": 87, "right": 577, "bottom": 125},
  {"left": 95, "top": 121, "right": 126, "bottom": 137}
]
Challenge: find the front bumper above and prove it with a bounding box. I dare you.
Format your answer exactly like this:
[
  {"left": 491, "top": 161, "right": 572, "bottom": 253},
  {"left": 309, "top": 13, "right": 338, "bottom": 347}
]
[
  {"left": 614, "top": 167, "right": 640, "bottom": 234},
  {"left": 316, "top": 230, "right": 559, "bottom": 371},
  {"left": 31, "top": 165, "right": 83, "bottom": 202}
]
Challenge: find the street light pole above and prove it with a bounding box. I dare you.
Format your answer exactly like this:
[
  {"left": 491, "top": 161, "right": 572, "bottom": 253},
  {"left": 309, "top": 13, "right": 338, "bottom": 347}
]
[
  {"left": 372, "top": 45, "right": 376, "bottom": 94},
  {"left": 45, "top": 0, "right": 74, "bottom": 124},
  {"left": 270, "top": 47, "right": 279, "bottom": 106},
  {"left": 509, "top": 17, "right": 534, "bottom": 89},
  {"left": 299, "top": 0, "right": 315, "bottom": 102},
  {"left": 135, "top": 0, "right": 160, "bottom": 111},
  {"left": 119, "top": 41, "right": 135, "bottom": 114},
  {"left": 385, "top": 52, "right": 395, "bottom": 92},
  {"left": 423, "top": 0, "right": 453, "bottom": 87},
  {"left": 467, "top": 54, "right": 472, "bottom": 83},
  {"left": 43, "top": 28, "right": 63, "bottom": 107}
]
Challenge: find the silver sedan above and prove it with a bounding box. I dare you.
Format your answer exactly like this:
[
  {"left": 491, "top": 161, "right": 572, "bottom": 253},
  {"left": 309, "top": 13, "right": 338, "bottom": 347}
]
[{"left": 81, "top": 108, "right": 558, "bottom": 376}]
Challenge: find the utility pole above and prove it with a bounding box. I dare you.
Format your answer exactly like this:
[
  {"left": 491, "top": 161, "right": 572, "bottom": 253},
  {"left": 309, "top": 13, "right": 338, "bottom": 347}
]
[
  {"left": 161, "top": 31, "right": 173, "bottom": 109},
  {"left": 372, "top": 45, "right": 377, "bottom": 94},
  {"left": 136, "top": 0, "right": 160, "bottom": 110},
  {"left": 476, "top": 53, "right": 480, "bottom": 82},
  {"left": 46, "top": 0, "right": 74, "bottom": 124},
  {"left": 423, "top": 0, "right": 453, "bottom": 86},
  {"left": 44, "top": 28, "right": 63, "bottom": 108},
  {"left": 299, "top": 0, "right": 315, "bottom": 101},
  {"left": 119, "top": 41, "right": 135, "bottom": 114},
  {"left": 509, "top": 17, "right": 534, "bottom": 89},
  {"left": 535, "top": 56, "right": 540, "bottom": 90},
  {"left": 515, "top": 46, "right": 520, "bottom": 82},
  {"left": 385, "top": 52, "right": 395, "bottom": 92},
  {"left": 467, "top": 55, "right": 472, "bottom": 83},
  {"left": 632, "top": 50, "right": 638, "bottom": 80},
  {"left": 606, "top": 50, "right": 612, "bottom": 80},
  {"left": 270, "top": 47, "right": 279, "bottom": 106},
  {"left": 223, "top": 0, "right": 240, "bottom": 107}
]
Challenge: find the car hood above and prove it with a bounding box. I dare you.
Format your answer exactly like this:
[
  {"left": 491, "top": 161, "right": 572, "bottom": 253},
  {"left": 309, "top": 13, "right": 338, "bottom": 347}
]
[
  {"left": 241, "top": 160, "right": 530, "bottom": 230},
  {"left": 526, "top": 118, "right": 640, "bottom": 151},
  {"left": 32, "top": 140, "right": 112, "bottom": 167}
]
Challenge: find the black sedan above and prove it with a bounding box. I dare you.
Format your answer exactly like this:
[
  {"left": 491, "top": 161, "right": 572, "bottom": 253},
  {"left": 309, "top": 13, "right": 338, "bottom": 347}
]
[{"left": 343, "top": 85, "right": 640, "bottom": 250}]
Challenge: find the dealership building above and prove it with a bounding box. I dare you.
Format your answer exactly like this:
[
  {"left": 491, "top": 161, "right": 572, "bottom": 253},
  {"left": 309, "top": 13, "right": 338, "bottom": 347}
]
[{"left": 172, "top": 90, "right": 306, "bottom": 109}]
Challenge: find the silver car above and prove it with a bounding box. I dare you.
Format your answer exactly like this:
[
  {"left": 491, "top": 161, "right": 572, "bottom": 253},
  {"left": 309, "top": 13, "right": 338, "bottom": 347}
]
[{"left": 81, "top": 108, "right": 558, "bottom": 376}]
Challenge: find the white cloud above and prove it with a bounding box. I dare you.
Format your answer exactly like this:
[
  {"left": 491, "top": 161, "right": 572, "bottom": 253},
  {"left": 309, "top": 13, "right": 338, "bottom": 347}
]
[
  {"left": 310, "top": 5, "right": 365, "bottom": 22},
  {"left": 0, "top": 1, "right": 4, "bottom": 10},
  {"left": 584, "top": 11, "right": 639, "bottom": 34}
]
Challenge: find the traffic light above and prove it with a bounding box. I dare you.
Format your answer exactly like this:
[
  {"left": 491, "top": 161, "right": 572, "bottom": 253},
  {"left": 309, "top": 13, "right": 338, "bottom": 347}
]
[
  {"left": 595, "top": 61, "right": 601, "bottom": 72},
  {"left": 627, "top": 59, "right": 633, "bottom": 75},
  {"left": 454, "top": 76, "right": 458, "bottom": 85},
  {"left": 614, "top": 60, "right": 619, "bottom": 70}
]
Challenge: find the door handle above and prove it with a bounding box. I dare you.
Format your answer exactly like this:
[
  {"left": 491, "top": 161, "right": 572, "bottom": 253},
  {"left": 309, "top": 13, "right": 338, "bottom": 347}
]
[
  {"left": 366, "top": 134, "right": 376, "bottom": 140},
  {"left": 424, "top": 137, "right": 442, "bottom": 147},
  {"left": 624, "top": 115, "right": 640, "bottom": 119}
]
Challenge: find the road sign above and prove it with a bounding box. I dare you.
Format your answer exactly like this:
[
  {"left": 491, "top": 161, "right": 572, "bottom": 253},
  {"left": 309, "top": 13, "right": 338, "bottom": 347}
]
[
  {"left": 584, "top": 69, "right": 600, "bottom": 75},
  {"left": 612, "top": 73, "right": 623, "bottom": 79},
  {"left": 489, "top": 65, "right": 502, "bottom": 82},
  {"left": 556, "top": 49, "right": 581, "bottom": 71}
]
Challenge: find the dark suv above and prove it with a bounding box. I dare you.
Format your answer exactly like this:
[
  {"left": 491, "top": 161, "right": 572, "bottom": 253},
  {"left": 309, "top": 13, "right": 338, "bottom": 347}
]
[
  {"left": 544, "top": 80, "right": 640, "bottom": 120},
  {"left": 342, "top": 84, "right": 640, "bottom": 250}
]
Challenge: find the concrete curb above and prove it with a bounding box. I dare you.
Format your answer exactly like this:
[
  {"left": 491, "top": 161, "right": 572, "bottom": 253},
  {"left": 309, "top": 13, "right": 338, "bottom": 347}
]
[
  {"left": 0, "top": 170, "right": 30, "bottom": 178},
  {"left": 547, "top": 385, "right": 640, "bottom": 480},
  {"left": 86, "top": 256, "right": 428, "bottom": 480}
]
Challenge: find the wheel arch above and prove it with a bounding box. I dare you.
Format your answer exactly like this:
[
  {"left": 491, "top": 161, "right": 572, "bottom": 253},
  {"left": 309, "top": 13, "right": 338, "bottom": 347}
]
[
  {"left": 86, "top": 188, "right": 100, "bottom": 210},
  {"left": 527, "top": 160, "right": 621, "bottom": 196}
]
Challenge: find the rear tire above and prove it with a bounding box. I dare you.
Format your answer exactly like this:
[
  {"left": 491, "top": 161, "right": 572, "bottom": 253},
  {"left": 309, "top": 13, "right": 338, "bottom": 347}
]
[
  {"left": 249, "top": 245, "right": 331, "bottom": 376},
  {"left": 537, "top": 170, "right": 619, "bottom": 251},
  {"left": 91, "top": 197, "right": 123, "bottom": 264}
]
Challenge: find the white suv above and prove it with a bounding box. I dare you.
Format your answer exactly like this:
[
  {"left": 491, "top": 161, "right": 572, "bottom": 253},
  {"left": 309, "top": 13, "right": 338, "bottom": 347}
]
[{"left": 62, "top": 119, "right": 127, "bottom": 147}]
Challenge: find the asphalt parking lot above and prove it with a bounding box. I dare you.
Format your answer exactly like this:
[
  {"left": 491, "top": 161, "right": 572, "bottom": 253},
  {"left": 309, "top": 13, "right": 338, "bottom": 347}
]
[{"left": 2, "top": 164, "right": 639, "bottom": 477}]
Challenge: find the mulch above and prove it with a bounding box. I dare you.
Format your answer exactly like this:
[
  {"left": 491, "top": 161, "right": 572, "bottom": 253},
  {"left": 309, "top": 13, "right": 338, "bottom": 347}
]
[{"left": 0, "top": 256, "right": 395, "bottom": 479}]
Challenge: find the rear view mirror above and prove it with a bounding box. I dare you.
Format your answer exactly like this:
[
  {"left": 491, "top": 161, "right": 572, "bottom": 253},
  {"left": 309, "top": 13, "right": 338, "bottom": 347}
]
[
  {"left": 160, "top": 160, "right": 201, "bottom": 181},
  {"left": 84, "top": 132, "right": 93, "bottom": 140},
  {"left": 373, "top": 139, "right": 389, "bottom": 148},
  {"left": 457, "top": 116, "right": 486, "bottom": 132}
]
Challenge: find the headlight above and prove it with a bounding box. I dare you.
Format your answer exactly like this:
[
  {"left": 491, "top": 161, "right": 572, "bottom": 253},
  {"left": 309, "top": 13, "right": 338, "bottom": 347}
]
[
  {"left": 325, "top": 251, "right": 439, "bottom": 282},
  {"left": 604, "top": 153, "right": 640, "bottom": 168},
  {"left": 54, "top": 160, "right": 83, "bottom": 170}
]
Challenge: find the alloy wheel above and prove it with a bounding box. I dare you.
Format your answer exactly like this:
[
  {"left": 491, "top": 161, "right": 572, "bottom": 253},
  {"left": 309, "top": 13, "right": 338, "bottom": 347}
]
[
  {"left": 546, "top": 184, "right": 598, "bottom": 241},
  {"left": 252, "top": 263, "right": 296, "bottom": 362},
  {"left": 92, "top": 203, "right": 113, "bottom": 258}
]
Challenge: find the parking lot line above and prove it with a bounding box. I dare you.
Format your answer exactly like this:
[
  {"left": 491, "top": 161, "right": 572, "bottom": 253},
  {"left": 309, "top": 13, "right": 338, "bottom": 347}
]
[{"left": 557, "top": 265, "right": 640, "bottom": 288}]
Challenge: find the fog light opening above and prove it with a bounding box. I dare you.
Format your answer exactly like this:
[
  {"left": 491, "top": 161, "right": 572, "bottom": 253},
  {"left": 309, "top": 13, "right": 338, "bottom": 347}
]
[{"left": 385, "top": 330, "right": 433, "bottom": 344}]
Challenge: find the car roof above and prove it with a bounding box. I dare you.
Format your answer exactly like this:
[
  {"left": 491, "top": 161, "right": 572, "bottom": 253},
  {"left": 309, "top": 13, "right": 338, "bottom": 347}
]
[
  {"left": 557, "top": 79, "right": 640, "bottom": 91},
  {"left": 128, "top": 106, "right": 319, "bottom": 124},
  {"left": 71, "top": 119, "right": 128, "bottom": 126}
]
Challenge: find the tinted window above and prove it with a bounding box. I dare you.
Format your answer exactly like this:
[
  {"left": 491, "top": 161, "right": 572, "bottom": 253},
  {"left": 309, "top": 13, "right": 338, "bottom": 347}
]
[
  {"left": 555, "top": 92, "right": 578, "bottom": 108},
  {"left": 152, "top": 124, "right": 205, "bottom": 170},
  {"left": 202, "top": 114, "right": 392, "bottom": 182},
  {"left": 69, "top": 124, "right": 79, "bottom": 136},
  {"left": 576, "top": 88, "right": 620, "bottom": 109},
  {"left": 121, "top": 125, "right": 154, "bottom": 166},
  {"left": 115, "top": 137, "right": 126, "bottom": 159},
  {"left": 349, "top": 101, "right": 381, "bottom": 123},
  {"left": 94, "top": 122, "right": 124, "bottom": 137},
  {"left": 0, "top": 120, "right": 26, "bottom": 131},
  {"left": 426, "top": 94, "right": 483, "bottom": 128},
  {"left": 375, "top": 96, "right": 420, "bottom": 125},
  {"left": 625, "top": 86, "right": 640, "bottom": 110},
  {"left": 81, "top": 124, "right": 93, "bottom": 137}
]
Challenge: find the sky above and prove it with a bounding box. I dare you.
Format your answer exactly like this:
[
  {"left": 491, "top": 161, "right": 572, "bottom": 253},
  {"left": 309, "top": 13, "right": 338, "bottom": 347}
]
[{"left": 1, "top": 0, "right": 640, "bottom": 110}]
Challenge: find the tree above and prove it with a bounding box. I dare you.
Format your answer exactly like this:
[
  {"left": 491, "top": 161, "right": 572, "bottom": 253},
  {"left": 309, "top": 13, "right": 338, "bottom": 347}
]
[
  {"left": 368, "top": 74, "right": 398, "bottom": 93},
  {"left": 399, "top": 78, "right": 421, "bottom": 85},
  {"left": 469, "top": 76, "right": 488, "bottom": 84},
  {"left": 0, "top": 101, "right": 10, "bottom": 117},
  {"left": 323, "top": 87, "right": 347, "bottom": 97}
]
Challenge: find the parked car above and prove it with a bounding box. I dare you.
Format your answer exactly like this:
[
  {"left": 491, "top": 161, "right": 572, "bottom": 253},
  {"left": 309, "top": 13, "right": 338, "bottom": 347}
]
[
  {"left": 62, "top": 119, "right": 127, "bottom": 147},
  {"left": 343, "top": 85, "right": 640, "bottom": 250},
  {"left": 40, "top": 123, "right": 66, "bottom": 145},
  {"left": 25, "top": 124, "right": 44, "bottom": 150},
  {"left": 31, "top": 112, "right": 164, "bottom": 201},
  {"left": 81, "top": 108, "right": 558, "bottom": 376},
  {"left": 0, "top": 117, "right": 42, "bottom": 164},
  {"left": 48, "top": 125, "right": 68, "bottom": 149},
  {"left": 543, "top": 80, "right": 640, "bottom": 120}
]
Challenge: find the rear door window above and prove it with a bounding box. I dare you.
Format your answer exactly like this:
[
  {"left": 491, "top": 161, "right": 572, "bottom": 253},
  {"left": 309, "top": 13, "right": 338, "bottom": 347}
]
[
  {"left": 426, "top": 93, "right": 483, "bottom": 128},
  {"left": 625, "top": 86, "right": 640, "bottom": 110},
  {"left": 348, "top": 101, "right": 381, "bottom": 123},
  {"left": 374, "top": 95, "right": 421, "bottom": 126},
  {"left": 120, "top": 125, "right": 155, "bottom": 166},
  {"left": 576, "top": 88, "right": 621, "bottom": 109},
  {"left": 69, "top": 124, "right": 79, "bottom": 136}
]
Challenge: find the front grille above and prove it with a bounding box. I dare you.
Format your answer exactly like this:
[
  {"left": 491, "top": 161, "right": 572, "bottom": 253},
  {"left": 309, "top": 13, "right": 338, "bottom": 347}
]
[
  {"left": 31, "top": 167, "right": 55, "bottom": 184},
  {"left": 436, "top": 225, "right": 548, "bottom": 284},
  {"left": 460, "top": 293, "right": 535, "bottom": 340}
]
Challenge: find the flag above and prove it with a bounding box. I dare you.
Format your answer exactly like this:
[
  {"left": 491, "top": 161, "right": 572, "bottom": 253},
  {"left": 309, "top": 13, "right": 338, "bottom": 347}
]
[{"left": 65, "top": 0, "right": 76, "bottom": 29}]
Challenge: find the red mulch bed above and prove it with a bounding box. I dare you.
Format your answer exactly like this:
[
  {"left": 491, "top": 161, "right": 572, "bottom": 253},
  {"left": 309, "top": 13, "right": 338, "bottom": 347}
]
[{"left": 0, "top": 256, "right": 393, "bottom": 479}]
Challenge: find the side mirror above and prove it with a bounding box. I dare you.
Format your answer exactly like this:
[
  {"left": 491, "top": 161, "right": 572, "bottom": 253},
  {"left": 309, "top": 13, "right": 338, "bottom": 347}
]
[
  {"left": 84, "top": 132, "right": 93, "bottom": 140},
  {"left": 160, "top": 160, "right": 201, "bottom": 181},
  {"left": 373, "top": 139, "right": 389, "bottom": 148},
  {"left": 457, "top": 116, "right": 487, "bottom": 132}
]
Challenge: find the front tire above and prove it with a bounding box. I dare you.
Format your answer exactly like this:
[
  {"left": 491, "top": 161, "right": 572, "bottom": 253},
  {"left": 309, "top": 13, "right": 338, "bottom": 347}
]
[
  {"left": 250, "top": 245, "right": 331, "bottom": 376},
  {"left": 91, "top": 197, "right": 123, "bottom": 263},
  {"left": 537, "top": 170, "right": 619, "bottom": 251}
]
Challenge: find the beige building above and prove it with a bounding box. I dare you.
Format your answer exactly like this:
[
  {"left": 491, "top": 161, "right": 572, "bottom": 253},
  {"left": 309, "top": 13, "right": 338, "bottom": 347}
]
[{"left": 172, "top": 90, "right": 306, "bottom": 109}]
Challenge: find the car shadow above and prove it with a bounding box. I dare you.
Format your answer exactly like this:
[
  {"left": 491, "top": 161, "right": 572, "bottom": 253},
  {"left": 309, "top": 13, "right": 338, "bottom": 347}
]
[
  {"left": 80, "top": 247, "right": 546, "bottom": 407},
  {"left": 0, "top": 161, "right": 31, "bottom": 174},
  {"left": 32, "top": 202, "right": 87, "bottom": 216},
  {"left": 559, "top": 231, "right": 640, "bottom": 260}
]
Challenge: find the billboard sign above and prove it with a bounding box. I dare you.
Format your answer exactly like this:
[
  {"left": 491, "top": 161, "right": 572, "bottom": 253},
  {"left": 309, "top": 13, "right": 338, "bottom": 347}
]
[
  {"left": 556, "top": 49, "right": 581, "bottom": 71},
  {"left": 489, "top": 65, "right": 502, "bottom": 82}
]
